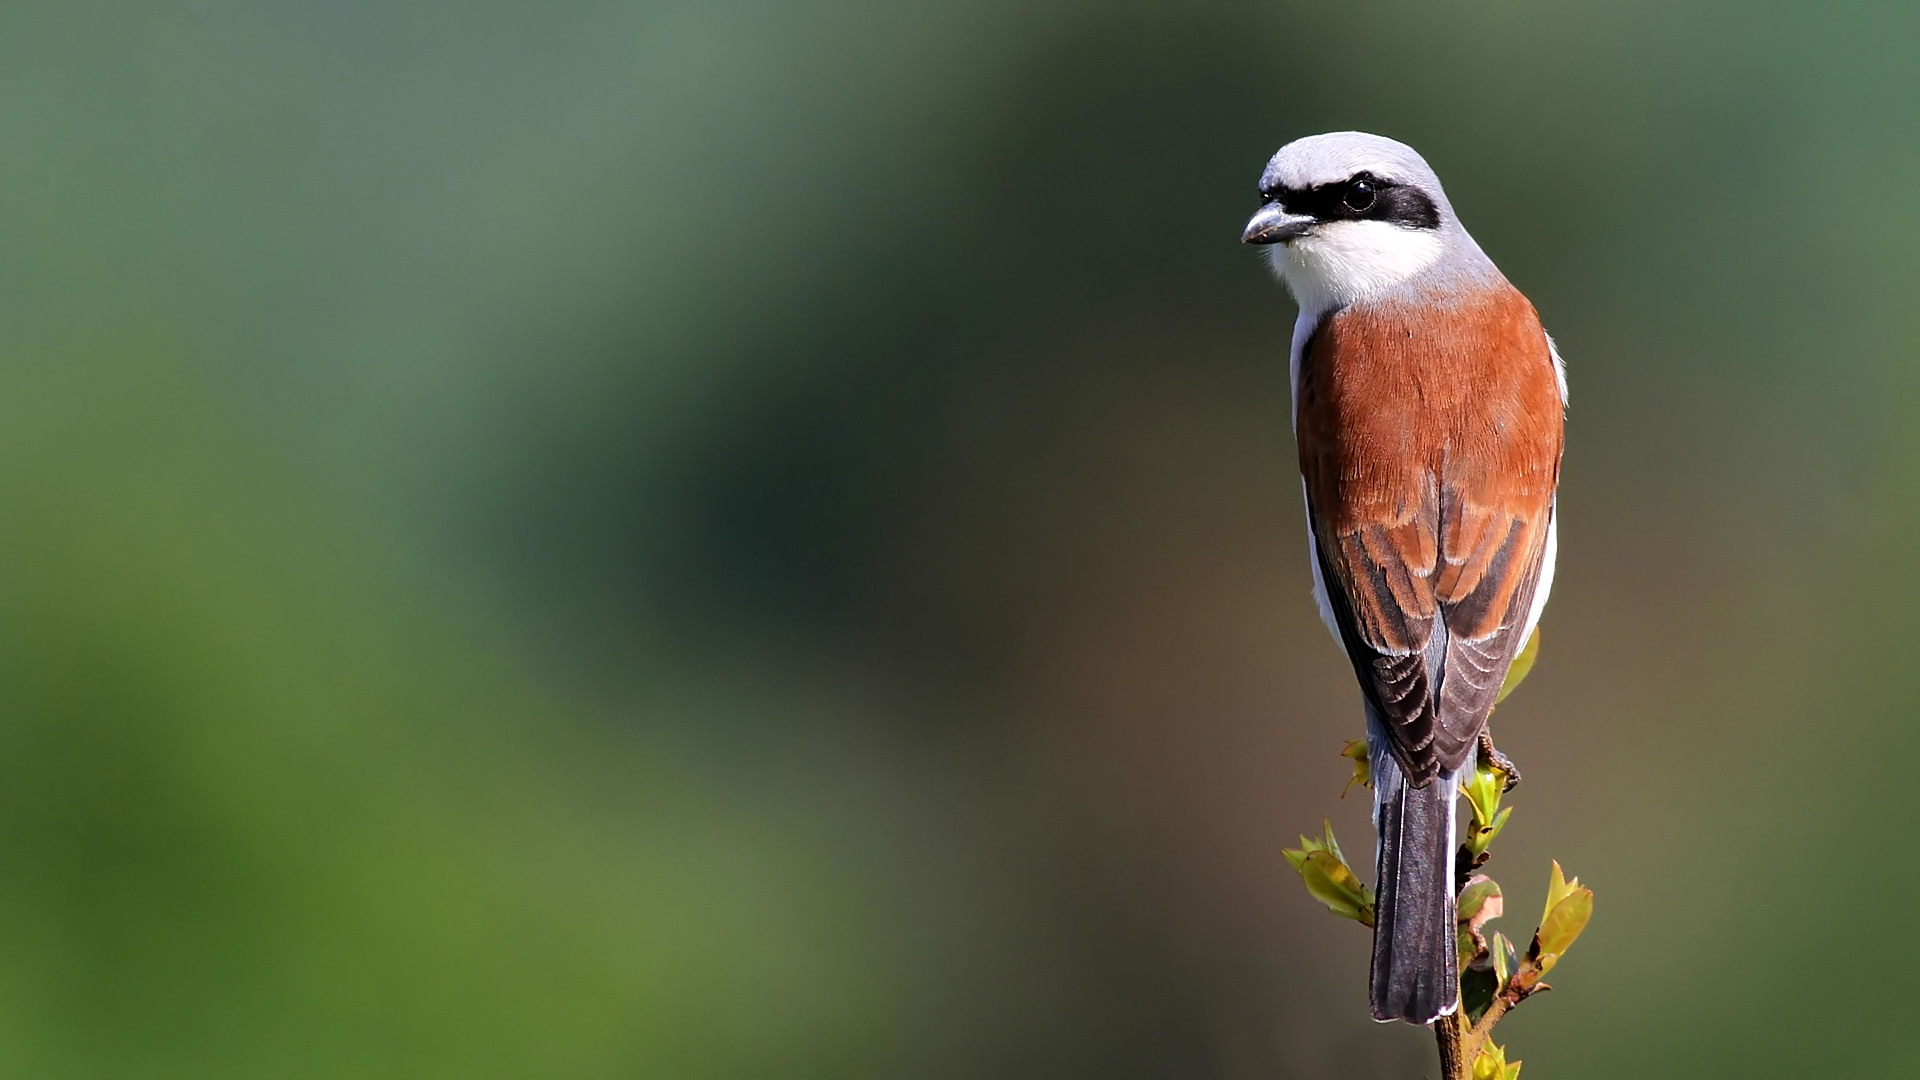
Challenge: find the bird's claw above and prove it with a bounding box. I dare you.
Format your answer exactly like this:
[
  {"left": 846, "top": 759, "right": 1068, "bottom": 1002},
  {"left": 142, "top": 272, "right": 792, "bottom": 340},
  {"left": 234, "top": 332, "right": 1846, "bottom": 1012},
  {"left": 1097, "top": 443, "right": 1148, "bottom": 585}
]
[{"left": 1477, "top": 727, "right": 1521, "bottom": 792}]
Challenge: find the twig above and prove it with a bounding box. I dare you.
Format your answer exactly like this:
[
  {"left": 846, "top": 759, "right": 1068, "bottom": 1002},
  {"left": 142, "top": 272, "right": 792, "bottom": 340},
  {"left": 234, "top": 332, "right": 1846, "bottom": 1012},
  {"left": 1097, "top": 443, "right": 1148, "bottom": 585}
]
[
  {"left": 1281, "top": 682, "right": 1595, "bottom": 1080},
  {"left": 1434, "top": 1011, "right": 1467, "bottom": 1080},
  {"left": 1460, "top": 995, "right": 1507, "bottom": 1066},
  {"left": 1460, "top": 964, "right": 1547, "bottom": 1064}
]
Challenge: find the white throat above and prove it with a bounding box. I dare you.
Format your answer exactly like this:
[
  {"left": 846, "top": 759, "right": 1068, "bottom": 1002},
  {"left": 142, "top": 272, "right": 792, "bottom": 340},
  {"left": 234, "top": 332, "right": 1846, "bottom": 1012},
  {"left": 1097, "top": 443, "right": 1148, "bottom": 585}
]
[{"left": 1267, "top": 219, "right": 1446, "bottom": 316}]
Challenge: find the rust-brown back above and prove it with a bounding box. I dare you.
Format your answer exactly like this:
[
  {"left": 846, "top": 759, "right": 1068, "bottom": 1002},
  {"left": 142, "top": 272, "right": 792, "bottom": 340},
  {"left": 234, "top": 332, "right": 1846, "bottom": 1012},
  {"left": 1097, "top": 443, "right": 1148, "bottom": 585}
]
[{"left": 1296, "top": 282, "right": 1564, "bottom": 782}]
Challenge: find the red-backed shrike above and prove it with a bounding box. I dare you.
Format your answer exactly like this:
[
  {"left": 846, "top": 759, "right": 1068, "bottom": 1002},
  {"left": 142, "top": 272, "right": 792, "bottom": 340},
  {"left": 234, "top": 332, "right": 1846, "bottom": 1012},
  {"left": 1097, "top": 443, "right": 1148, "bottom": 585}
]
[{"left": 1243, "top": 133, "right": 1565, "bottom": 1024}]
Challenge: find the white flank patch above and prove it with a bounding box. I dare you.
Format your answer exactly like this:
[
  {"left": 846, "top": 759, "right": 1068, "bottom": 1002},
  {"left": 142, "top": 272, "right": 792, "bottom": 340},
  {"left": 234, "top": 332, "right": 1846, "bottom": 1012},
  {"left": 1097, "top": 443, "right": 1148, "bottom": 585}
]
[
  {"left": 1521, "top": 507, "right": 1557, "bottom": 643},
  {"left": 1545, "top": 331, "right": 1569, "bottom": 404}
]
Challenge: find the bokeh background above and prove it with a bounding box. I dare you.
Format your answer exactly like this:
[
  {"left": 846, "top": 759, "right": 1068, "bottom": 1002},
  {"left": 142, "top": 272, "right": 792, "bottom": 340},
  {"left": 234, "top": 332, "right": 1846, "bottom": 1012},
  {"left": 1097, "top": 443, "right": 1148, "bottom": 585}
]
[{"left": 4, "top": 1, "right": 1917, "bottom": 1076}]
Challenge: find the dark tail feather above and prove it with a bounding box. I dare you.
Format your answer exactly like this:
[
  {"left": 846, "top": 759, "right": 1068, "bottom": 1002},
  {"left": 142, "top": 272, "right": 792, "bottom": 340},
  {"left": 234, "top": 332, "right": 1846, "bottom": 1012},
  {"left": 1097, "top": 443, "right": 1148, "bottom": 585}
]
[{"left": 1370, "top": 767, "right": 1459, "bottom": 1024}]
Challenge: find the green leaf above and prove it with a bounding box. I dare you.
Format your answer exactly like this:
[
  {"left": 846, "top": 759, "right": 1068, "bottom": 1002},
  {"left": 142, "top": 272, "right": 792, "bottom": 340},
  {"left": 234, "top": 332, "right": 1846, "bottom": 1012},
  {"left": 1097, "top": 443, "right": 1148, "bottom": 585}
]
[
  {"left": 1495, "top": 626, "right": 1541, "bottom": 705},
  {"left": 1458, "top": 881, "right": 1507, "bottom": 1018},
  {"left": 1460, "top": 760, "right": 1503, "bottom": 823},
  {"left": 1459, "top": 758, "right": 1513, "bottom": 859},
  {"left": 1491, "top": 931, "right": 1515, "bottom": 988},
  {"left": 1472, "top": 1040, "right": 1523, "bottom": 1080},
  {"left": 1535, "top": 860, "right": 1593, "bottom": 976},
  {"left": 1457, "top": 876, "right": 1502, "bottom": 929},
  {"left": 1282, "top": 821, "right": 1376, "bottom": 926},
  {"left": 1465, "top": 804, "right": 1511, "bottom": 860},
  {"left": 1541, "top": 859, "right": 1581, "bottom": 916},
  {"left": 1457, "top": 875, "right": 1503, "bottom": 982},
  {"left": 1339, "top": 738, "right": 1371, "bottom": 798},
  {"left": 1460, "top": 956, "right": 1499, "bottom": 1022},
  {"left": 1283, "top": 820, "right": 1338, "bottom": 861}
]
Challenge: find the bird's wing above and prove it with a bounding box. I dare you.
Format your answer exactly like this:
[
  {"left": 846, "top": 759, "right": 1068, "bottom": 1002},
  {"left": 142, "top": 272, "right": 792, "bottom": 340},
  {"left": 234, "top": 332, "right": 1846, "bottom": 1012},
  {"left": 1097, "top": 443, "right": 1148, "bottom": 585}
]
[{"left": 1296, "top": 288, "right": 1563, "bottom": 784}]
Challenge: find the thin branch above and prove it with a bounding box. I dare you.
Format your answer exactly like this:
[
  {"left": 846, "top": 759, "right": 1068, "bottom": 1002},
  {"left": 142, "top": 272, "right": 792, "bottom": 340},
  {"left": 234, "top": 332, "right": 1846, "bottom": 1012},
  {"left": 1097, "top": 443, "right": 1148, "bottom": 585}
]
[
  {"left": 1459, "top": 965, "right": 1548, "bottom": 1064},
  {"left": 1282, "top": 714, "right": 1593, "bottom": 1080},
  {"left": 1459, "top": 995, "right": 1509, "bottom": 1065},
  {"left": 1434, "top": 1012, "right": 1467, "bottom": 1080}
]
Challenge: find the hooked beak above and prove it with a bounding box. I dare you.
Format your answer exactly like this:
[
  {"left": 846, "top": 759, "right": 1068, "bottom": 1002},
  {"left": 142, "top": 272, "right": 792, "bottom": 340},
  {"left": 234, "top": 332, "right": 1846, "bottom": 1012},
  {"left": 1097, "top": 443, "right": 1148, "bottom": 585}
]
[{"left": 1241, "top": 204, "right": 1314, "bottom": 245}]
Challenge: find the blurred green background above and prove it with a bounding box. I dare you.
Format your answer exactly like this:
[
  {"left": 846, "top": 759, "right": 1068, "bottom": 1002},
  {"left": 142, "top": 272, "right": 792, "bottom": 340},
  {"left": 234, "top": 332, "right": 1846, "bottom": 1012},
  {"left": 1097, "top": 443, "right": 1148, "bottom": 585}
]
[{"left": 4, "top": 0, "right": 1917, "bottom": 1076}]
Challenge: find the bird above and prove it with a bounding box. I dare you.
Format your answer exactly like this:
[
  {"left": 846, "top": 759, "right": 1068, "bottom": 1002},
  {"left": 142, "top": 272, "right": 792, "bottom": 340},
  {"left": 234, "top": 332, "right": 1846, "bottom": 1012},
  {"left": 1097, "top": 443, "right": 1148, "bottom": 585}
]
[{"left": 1242, "top": 132, "right": 1565, "bottom": 1025}]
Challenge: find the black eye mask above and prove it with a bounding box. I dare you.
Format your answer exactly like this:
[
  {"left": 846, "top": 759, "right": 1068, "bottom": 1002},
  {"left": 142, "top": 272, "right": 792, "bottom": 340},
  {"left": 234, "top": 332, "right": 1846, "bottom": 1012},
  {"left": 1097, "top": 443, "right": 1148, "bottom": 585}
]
[{"left": 1259, "top": 172, "right": 1441, "bottom": 231}]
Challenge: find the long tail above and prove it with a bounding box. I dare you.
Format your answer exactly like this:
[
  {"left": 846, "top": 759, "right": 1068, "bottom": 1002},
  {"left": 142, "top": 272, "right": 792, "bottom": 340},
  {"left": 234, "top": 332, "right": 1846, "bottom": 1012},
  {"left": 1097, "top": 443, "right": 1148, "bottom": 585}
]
[{"left": 1368, "top": 739, "right": 1459, "bottom": 1024}]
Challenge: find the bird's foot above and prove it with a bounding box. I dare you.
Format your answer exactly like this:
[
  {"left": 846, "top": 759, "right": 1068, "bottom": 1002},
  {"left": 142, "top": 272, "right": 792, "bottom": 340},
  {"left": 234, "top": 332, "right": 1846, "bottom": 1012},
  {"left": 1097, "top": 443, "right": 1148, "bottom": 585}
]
[{"left": 1477, "top": 727, "right": 1521, "bottom": 792}]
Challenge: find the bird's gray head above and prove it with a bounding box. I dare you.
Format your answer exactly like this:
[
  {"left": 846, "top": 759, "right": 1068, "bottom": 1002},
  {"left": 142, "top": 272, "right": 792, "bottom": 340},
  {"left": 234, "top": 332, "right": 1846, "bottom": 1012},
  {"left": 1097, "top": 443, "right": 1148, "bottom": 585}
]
[{"left": 1242, "top": 132, "right": 1487, "bottom": 314}]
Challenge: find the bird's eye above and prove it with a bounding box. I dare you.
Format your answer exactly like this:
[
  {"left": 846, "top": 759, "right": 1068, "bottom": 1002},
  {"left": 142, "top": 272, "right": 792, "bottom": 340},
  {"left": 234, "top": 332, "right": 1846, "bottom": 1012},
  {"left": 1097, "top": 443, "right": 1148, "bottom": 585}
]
[
  {"left": 1343, "top": 179, "right": 1376, "bottom": 212},
  {"left": 1259, "top": 190, "right": 1279, "bottom": 205}
]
